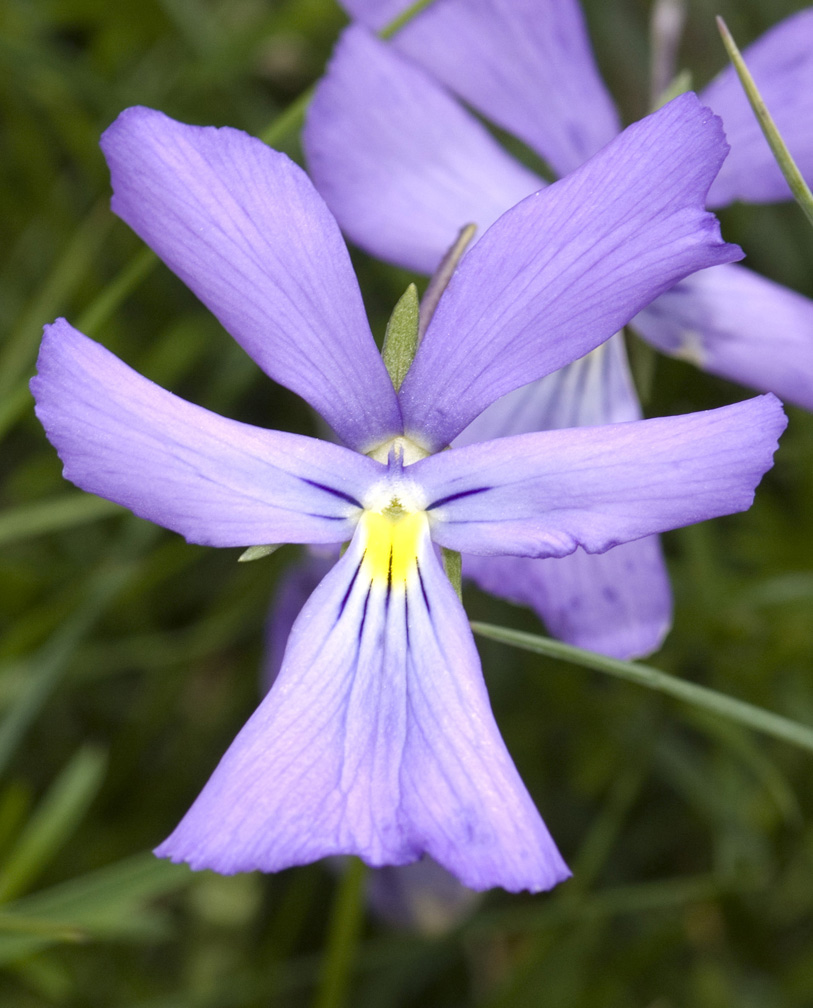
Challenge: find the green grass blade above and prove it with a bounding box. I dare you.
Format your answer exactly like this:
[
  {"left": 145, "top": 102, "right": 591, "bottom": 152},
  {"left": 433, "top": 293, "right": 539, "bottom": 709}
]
[
  {"left": 471, "top": 621, "right": 813, "bottom": 754},
  {"left": 717, "top": 16, "right": 813, "bottom": 228},
  {"left": 0, "top": 746, "right": 107, "bottom": 903}
]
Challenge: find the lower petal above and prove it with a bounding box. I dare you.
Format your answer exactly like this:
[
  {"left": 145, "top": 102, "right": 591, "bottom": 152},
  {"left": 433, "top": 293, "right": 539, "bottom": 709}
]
[
  {"left": 465, "top": 536, "right": 672, "bottom": 661},
  {"left": 157, "top": 511, "right": 569, "bottom": 893}
]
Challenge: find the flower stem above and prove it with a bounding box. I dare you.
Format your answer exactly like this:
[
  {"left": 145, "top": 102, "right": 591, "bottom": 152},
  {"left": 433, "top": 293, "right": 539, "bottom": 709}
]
[{"left": 311, "top": 858, "right": 367, "bottom": 1008}]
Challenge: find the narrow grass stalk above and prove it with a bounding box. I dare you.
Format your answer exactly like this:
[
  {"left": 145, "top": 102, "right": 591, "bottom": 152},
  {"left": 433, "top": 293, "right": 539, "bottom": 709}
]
[
  {"left": 717, "top": 16, "right": 813, "bottom": 227},
  {"left": 311, "top": 858, "right": 367, "bottom": 1008},
  {"left": 471, "top": 621, "right": 813, "bottom": 754}
]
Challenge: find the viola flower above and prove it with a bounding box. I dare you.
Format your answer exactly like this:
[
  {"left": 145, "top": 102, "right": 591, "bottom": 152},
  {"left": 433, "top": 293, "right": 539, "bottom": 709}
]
[
  {"left": 303, "top": 6, "right": 813, "bottom": 658},
  {"left": 32, "top": 103, "right": 786, "bottom": 892}
]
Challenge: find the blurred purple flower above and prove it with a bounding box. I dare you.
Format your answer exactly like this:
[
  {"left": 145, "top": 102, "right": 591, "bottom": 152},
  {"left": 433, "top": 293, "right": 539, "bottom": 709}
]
[
  {"left": 303, "top": 3, "right": 813, "bottom": 659},
  {"left": 32, "top": 103, "right": 785, "bottom": 891}
]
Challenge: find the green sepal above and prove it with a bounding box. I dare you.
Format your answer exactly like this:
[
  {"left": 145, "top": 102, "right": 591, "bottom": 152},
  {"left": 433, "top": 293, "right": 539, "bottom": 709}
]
[
  {"left": 442, "top": 547, "right": 462, "bottom": 600},
  {"left": 717, "top": 16, "right": 813, "bottom": 229},
  {"left": 382, "top": 283, "right": 420, "bottom": 391},
  {"left": 237, "top": 544, "right": 281, "bottom": 563}
]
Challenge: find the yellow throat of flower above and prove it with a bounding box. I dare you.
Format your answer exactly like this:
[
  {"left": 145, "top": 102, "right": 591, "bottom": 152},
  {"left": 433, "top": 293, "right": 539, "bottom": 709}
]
[{"left": 360, "top": 505, "right": 427, "bottom": 587}]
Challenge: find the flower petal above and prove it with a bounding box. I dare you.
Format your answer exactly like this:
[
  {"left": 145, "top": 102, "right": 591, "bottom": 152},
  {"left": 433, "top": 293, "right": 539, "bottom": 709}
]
[
  {"left": 456, "top": 336, "right": 672, "bottom": 660},
  {"left": 100, "top": 106, "right": 401, "bottom": 451},
  {"left": 464, "top": 540, "right": 672, "bottom": 661},
  {"left": 343, "top": 0, "right": 620, "bottom": 176},
  {"left": 455, "top": 334, "right": 641, "bottom": 443},
  {"left": 632, "top": 264, "right": 813, "bottom": 411},
  {"left": 702, "top": 10, "right": 813, "bottom": 207},
  {"left": 417, "top": 395, "right": 786, "bottom": 558},
  {"left": 304, "top": 27, "right": 543, "bottom": 275},
  {"left": 400, "top": 93, "right": 741, "bottom": 450},
  {"left": 31, "top": 320, "right": 380, "bottom": 546},
  {"left": 157, "top": 511, "right": 569, "bottom": 892}
]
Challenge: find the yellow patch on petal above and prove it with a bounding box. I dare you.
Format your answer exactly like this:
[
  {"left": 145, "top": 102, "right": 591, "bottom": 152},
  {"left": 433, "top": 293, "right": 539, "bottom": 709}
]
[{"left": 360, "top": 507, "right": 427, "bottom": 587}]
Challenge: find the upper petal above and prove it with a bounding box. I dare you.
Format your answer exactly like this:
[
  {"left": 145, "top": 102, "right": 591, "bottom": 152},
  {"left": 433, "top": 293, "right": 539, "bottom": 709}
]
[
  {"left": 304, "top": 27, "right": 543, "bottom": 275},
  {"left": 400, "top": 93, "right": 741, "bottom": 451},
  {"left": 702, "top": 10, "right": 813, "bottom": 207},
  {"left": 100, "top": 106, "right": 401, "bottom": 451},
  {"left": 632, "top": 264, "right": 813, "bottom": 411},
  {"left": 416, "top": 396, "right": 787, "bottom": 558},
  {"left": 32, "top": 320, "right": 381, "bottom": 547},
  {"left": 343, "top": 0, "right": 620, "bottom": 176},
  {"left": 157, "top": 510, "right": 569, "bottom": 893}
]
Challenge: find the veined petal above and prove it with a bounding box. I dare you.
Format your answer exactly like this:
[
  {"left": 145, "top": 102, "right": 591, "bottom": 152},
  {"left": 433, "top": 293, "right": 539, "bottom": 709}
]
[
  {"left": 464, "top": 539, "right": 672, "bottom": 661},
  {"left": 702, "top": 10, "right": 813, "bottom": 207},
  {"left": 400, "top": 93, "right": 741, "bottom": 451},
  {"left": 632, "top": 264, "right": 813, "bottom": 411},
  {"left": 264, "top": 548, "right": 337, "bottom": 691},
  {"left": 456, "top": 337, "right": 672, "bottom": 661},
  {"left": 342, "top": 0, "right": 620, "bottom": 176},
  {"left": 32, "top": 320, "right": 380, "bottom": 546},
  {"left": 417, "top": 396, "right": 786, "bottom": 558},
  {"left": 100, "top": 106, "right": 401, "bottom": 451},
  {"left": 157, "top": 509, "right": 569, "bottom": 892},
  {"left": 455, "top": 334, "right": 640, "bottom": 444},
  {"left": 304, "top": 27, "right": 543, "bottom": 275}
]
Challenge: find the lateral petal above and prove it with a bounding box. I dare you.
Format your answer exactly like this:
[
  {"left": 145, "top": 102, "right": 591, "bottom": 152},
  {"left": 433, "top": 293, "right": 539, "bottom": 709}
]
[
  {"left": 157, "top": 511, "right": 569, "bottom": 892},
  {"left": 31, "top": 320, "right": 379, "bottom": 547},
  {"left": 304, "top": 27, "right": 542, "bottom": 275},
  {"left": 418, "top": 396, "right": 786, "bottom": 558},
  {"left": 400, "top": 94, "right": 741, "bottom": 451},
  {"left": 100, "top": 106, "right": 401, "bottom": 451},
  {"left": 457, "top": 337, "right": 672, "bottom": 660},
  {"left": 632, "top": 264, "right": 813, "bottom": 411},
  {"left": 702, "top": 9, "right": 813, "bottom": 207},
  {"left": 343, "top": 0, "right": 620, "bottom": 175}
]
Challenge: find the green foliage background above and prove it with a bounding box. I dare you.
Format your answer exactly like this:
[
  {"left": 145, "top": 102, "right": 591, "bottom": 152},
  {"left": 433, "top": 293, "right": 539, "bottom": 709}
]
[{"left": 1, "top": 0, "right": 812, "bottom": 1004}]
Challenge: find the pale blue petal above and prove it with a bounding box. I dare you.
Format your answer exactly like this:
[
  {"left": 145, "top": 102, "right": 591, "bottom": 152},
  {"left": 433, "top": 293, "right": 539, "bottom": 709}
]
[
  {"left": 632, "top": 264, "right": 813, "bottom": 411},
  {"left": 464, "top": 539, "right": 672, "bottom": 661},
  {"left": 157, "top": 514, "right": 569, "bottom": 892},
  {"left": 32, "top": 320, "right": 379, "bottom": 547},
  {"left": 418, "top": 396, "right": 786, "bottom": 557},
  {"left": 702, "top": 10, "right": 813, "bottom": 207},
  {"left": 342, "top": 0, "right": 620, "bottom": 175},
  {"left": 101, "top": 106, "right": 401, "bottom": 451},
  {"left": 457, "top": 336, "right": 672, "bottom": 660},
  {"left": 400, "top": 94, "right": 740, "bottom": 450},
  {"left": 304, "top": 27, "right": 543, "bottom": 275}
]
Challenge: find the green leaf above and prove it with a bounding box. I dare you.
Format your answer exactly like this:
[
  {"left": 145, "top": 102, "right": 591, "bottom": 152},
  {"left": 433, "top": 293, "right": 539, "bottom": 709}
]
[
  {"left": 0, "top": 494, "right": 120, "bottom": 547},
  {"left": 717, "top": 16, "right": 813, "bottom": 228},
  {"left": 471, "top": 621, "right": 813, "bottom": 754},
  {"left": 0, "top": 854, "right": 190, "bottom": 965},
  {"left": 0, "top": 746, "right": 107, "bottom": 903},
  {"left": 382, "top": 283, "right": 420, "bottom": 391}
]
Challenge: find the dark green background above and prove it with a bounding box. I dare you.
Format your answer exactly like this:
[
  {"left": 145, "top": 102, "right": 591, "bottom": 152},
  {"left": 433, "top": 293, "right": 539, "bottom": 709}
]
[{"left": 1, "top": 0, "right": 812, "bottom": 1004}]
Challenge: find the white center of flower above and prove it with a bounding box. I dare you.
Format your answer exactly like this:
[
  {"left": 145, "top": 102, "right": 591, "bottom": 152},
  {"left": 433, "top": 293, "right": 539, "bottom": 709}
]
[{"left": 366, "top": 434, "right": 431, "bottom": 466}]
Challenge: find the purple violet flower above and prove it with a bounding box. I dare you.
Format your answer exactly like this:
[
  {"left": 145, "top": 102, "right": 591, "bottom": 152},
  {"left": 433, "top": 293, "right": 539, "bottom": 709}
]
[
  {"left": 302, "top": 5, "right": 813, "bottom": 660},
  {"left": 31, "top": 103, "right": 786, "bottom": 892}
]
